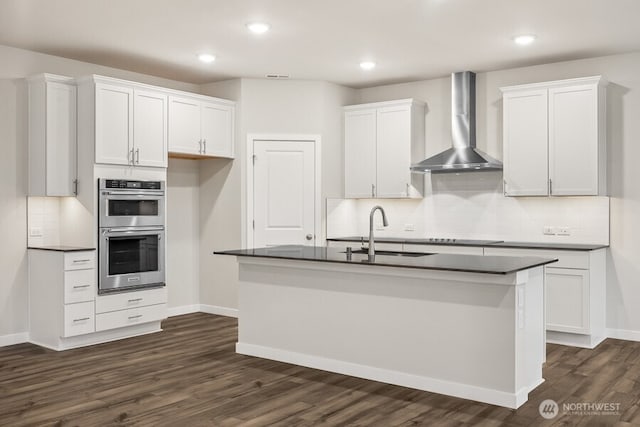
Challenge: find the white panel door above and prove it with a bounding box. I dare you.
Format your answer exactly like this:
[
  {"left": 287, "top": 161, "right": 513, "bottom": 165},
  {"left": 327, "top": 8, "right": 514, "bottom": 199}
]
[
  {"left": 45, "top": 81, "right": 76, "bottom": 196},
  {"left": 344, "top": 109, "right": 377, "bottom": 198},
  {"left": 253, "top": 140, "right": 315, "bottom": 247},
  {"left": 545, "top": 267, "right": 590, "bottom": 334},
  {"left": 376, "top": 105, "right": 411, "bottom": 198},
  {"left": 133, "top": 89, "right": 167, "bottom": 167},
  {"left": 503, "top": 89, "right": 549, "bottom": 196},
  {"left": 95, "top": 83, "right": 133, "bottom": 165},
  {"left": 549, "top": 85, "right": 599, "bottom": 196},
  {"left": 201, "top": 101, "right": 234, "bottom": 158},
  {"left": 167, "top": 96, "right": 201, "bottom": 155}
]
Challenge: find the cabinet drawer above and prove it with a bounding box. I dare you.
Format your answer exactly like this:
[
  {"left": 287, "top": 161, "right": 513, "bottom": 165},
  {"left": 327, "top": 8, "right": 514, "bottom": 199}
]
[
  {"left": 96, "top": 287, "right": 167, "bottom": 314},
  {"left": 63, "top": 301, "right": 95, "bottom": 337},
  {"left": 95, "top": 303, "right": 167, "bottom": 332},
  {"left": 64, "top": 269, "right": 96, "bottom": 304},
  {"left": 403, "top": 244, "right": 484, "bottom": 256},
  {"left": 483, "top": 247, "right": 588, "bottom": 269},
  {"left": 64, "top": 251, "right": 96, "bottom": 271}
]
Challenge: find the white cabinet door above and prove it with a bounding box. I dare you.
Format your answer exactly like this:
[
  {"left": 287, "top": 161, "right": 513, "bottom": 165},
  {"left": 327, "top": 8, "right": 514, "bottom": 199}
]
[
  {"left": 376, "top": 105, "right": 411, "bottom": 198},
  {"left": 46, "top": 82, "right": 77, "bottom": 195},
  {"left": 344, "top": 109, "right": 377, "bottom": 198},
  {"left": 503, "top": 88, "right": 549, "bottom": 196},
  {"left": 133, "top": 89, "right": 167, "bottom": 167},
  {"left": 201, "top": 101, "right": 234, "bottom": 158},
  {"left": 168, "top": 96, "right": 202, "bottom": 155},
  {"left": 95, "top": 83, "right": 133, "bottom": 165},
  {"left": 549, "top": 85, "right": 599, "bottom": 196},
  {"left": 545, "top": 267, "right": 590, "bottom": 334}
]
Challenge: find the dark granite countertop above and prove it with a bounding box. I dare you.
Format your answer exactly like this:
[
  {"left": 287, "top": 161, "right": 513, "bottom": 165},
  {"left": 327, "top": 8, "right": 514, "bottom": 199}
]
[
  {"left": 215, "top": 245, "right": 557, "bottom": 275},
  {"left": 326, "top": 236, "right": 607, "bottom": 251},
  {"left": 28, "top": 246, "right": 96, "bottom": 252}
]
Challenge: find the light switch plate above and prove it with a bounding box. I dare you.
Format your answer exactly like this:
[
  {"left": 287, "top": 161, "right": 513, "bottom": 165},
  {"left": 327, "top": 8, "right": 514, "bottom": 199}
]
[
  {"left": 29, "top": 226, "right": 43, "bottom": 237},
  {"left": 543, "top": 226, "right": 555, "bottom": 235},
  {"left": 557, "top": 227, "right": 571, "bottom": 236},
  {"left": 404, "top": 223, "right": 415, "bottom": 231}
]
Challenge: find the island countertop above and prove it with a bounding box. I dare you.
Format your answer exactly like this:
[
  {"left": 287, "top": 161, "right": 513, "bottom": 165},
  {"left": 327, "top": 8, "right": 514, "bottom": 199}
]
[{"left": 215, "top": 245, "right": 557, "bottom": 275}]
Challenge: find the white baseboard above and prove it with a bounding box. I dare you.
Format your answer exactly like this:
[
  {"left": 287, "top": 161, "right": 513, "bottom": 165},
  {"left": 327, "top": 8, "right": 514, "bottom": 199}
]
[
  {"left": 236, "top": 342, "right": 530, "bottom": 409},
  {"left": 0, "top": 332, "right": 29, "bottom": 347},
  {"left": 607, "top": 328, "right": 640, "bottom": 342},
  {"left": 200, "top": 304, "right": 239, "bottom": 318},
  {"left": 167, "top": 304, "right": 201, "bottom": 317},
  {"left": 546, "top": 331, "right": 606, "bottom": 349}
]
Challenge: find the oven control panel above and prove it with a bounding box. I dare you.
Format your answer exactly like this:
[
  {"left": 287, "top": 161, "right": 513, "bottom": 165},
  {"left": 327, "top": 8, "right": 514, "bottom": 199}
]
[{"left": 103, "top": 180, "right": 163, "bottom": 190}]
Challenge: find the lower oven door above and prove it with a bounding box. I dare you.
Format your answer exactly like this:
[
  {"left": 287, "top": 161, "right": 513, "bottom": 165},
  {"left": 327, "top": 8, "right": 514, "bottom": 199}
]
[{"left": 99, "top": 226, "right": 165, "bottom": 294}]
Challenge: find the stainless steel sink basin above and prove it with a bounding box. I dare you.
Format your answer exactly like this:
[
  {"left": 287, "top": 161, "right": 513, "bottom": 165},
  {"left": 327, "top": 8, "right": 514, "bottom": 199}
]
[{"left": 342, "top": 249, "right": 433, "bottom": 257}]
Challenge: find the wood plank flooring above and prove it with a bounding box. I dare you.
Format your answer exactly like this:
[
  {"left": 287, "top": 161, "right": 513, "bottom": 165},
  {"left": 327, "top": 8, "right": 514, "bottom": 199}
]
[{"left": 1, "top": 313, "right": 639, "bottom": 426}]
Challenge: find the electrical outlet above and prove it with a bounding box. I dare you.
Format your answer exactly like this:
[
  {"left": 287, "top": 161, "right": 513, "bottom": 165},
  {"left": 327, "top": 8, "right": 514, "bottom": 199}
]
[
  {"left": 543, "top": 226, "right": 555, "bottom": 235},
  {"left": 29, "top": 226, "right": 43, "bottom": 237},
  {"left": 557, "top": 227, "right": 571, "bottom": 236},
  {"left": 404, "top": 223, "right": 415, "bottom": 232}
]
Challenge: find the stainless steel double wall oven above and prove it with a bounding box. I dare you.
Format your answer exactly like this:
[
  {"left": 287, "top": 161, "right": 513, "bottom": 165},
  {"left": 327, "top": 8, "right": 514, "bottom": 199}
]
[{"left": 98, "top": 179, "right": 166, "bottom": 294}]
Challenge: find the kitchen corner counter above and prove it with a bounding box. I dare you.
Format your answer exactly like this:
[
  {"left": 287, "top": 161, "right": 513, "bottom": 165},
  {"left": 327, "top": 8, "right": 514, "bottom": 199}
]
[
  {"left": 326, "top": 236, "right": 607, "bottom": 251},
  {"left": 215, "top": 245, "right": 557, "bottom": 275},
  {"left": 28, "top": 246, "right": 96, "bottom": 252}
]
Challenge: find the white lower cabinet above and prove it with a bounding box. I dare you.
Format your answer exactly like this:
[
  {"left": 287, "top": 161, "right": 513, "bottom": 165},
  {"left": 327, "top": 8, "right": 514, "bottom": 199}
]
[
  {"left": 484, "top": 246, "right": 606, "bottom": 348},
  {"left": 95, "top": 287, "right": 167, "bottom": 332},
  {"left": 63, "top": 301, "right": 95, "bottom": 337}
]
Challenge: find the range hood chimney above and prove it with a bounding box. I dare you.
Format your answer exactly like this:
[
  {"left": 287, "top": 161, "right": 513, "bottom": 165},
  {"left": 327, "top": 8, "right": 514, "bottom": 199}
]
[{"left": 411, "top": 71, "right": 502, "bottom": 173}]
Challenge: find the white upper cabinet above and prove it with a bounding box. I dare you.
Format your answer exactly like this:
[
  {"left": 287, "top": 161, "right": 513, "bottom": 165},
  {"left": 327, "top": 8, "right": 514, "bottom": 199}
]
[
  {"left": 344, "top": 99, "right": 425, "bottom": 199},
  {"left": 168, "top": 95, "right": 235, "bottom": 159},
  {"left": 501, "top": 76, "right": 607, "bottom": 197},
  {"left": 79, "top": 75, "right": 169, "bottom": 168},
  {"left": 28, "top": 74, "right": 77, "bottom": 196}
]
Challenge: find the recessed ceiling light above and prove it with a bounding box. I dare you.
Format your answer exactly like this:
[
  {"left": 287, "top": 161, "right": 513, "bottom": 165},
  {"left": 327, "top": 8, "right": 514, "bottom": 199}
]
[
  {"left": 247, "top": 22, "right": 270, "bottom": 34},
  {"left": 513, "top": 35, "right": 536, "bottom": 46},
  {"left": 360, "top": 61, "right": 376, "bottom": 71},
  {"left": 198, "top": 53, "right": 216, "bottom": 63}
]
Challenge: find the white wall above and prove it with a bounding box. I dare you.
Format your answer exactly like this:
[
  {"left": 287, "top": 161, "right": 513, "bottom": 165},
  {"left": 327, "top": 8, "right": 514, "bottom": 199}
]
[
  {"left": 355, "top": 51, "right": 640, "bottom": 335},
  {"left": 0, "top": 44, "right": 199, "bottom": 339},
  {"left": 197, "top": 78, "right": 356, "bottom": 310}
]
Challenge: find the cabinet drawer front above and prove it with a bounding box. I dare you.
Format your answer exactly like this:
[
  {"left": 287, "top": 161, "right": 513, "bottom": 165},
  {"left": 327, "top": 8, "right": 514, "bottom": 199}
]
[
  {"left": 403, "top": 244, "right": 484, "bottom": 256},
  {"left": 64, "top": 251, "right": 96, "bottom": 271},
  {"left": 96, "top": 287, "right": 167, "bottom": 314},
  {"left": 95, "top": 303, "right": 167, "bottom": 332},
  {"left": 483, "top": 247, "right": 588, "bottom": 269},
  {"left": 64, "top": 301, "right": 95, "bottom": 337},
  {"left": 64, "top": 269, "right": 96, "bottom": 304}
]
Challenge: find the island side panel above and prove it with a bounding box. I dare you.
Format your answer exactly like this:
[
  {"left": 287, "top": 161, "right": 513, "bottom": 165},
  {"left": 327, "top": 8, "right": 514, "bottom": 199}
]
[{"left": 235, "top": 259, "right": 531, "bottom": 407}]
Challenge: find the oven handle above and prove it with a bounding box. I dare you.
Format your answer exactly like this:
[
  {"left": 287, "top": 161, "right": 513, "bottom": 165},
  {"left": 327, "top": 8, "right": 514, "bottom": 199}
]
[
  {"left": 102, "top": 227, "right": 164, "bottom": 235},
  {"left": 102, "top": 191, "right": 164, "bottom": 197}
]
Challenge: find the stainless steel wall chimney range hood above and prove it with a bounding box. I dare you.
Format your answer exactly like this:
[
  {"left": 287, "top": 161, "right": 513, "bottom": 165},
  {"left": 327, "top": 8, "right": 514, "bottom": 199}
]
[{"left": 411, "top": 71, "right": 503, "bottom": 173}]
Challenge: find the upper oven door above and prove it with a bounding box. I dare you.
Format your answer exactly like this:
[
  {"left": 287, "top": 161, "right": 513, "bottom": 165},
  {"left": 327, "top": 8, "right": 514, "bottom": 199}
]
[{"left": 99, "top": 190, "right": 165, "bottom": 228}]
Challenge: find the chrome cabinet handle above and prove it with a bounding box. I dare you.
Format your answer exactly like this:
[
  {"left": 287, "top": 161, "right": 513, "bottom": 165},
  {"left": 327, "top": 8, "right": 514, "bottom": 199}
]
[
  {"left": 198, "top": 139, "right": 203, "bottom": 154},
  {"left": 73, "top": 285, "right": 90, "bottom": 289},
  {"left": 128, "top": 314, "right": 143, "bottom": 320},
  {"left": 406, "top": 183, "right": 410, "bottom": 197},
  {"left": 128, "top": 298, "right": 143, "bottom": 303},
  {"left": 73, "top": 317, "right": 90, "bottom": 322},
  {"left": 305, "top": 234, "right": 313, "bottom": 241},
  {"left": 129, "top": 149, "right": 134, "bottom": 164},
  {"left": 135, "top": 148, "right": 140, "bottom": 164},
  {"left": 72, "top": 259, "right": 91, "bottom": 263},
  {"left": 203, "top": 139, "right": 207, "bottom": 153},
  {"left": 549, "top": 179, "right": 553, "bottom": 195},
  {"left": 371, "top": 184, "right": 375, "bottom": 198}
]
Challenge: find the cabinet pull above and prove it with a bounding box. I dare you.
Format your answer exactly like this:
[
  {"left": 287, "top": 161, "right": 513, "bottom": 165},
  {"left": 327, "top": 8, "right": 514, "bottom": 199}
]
[
  {"left": 503, "top": 180, "right": 507, "bottom": 196},
  {"left": 371, "top": 184, "right": 375, "bottom": 198},
  {"left": 73, "top": 179, "right": 78, "bottom": 196},
  {"left": 203, "top": 139, "right": 207, "bottom": 154},
  {"left": 549, "top": 179, "right": 553, "bottom": 195},
  {"left": 128, "top": 298, "right": 143, "bottom": 303},
  {"left": 73, "top": 284, "right": 90, "bottom": 289},
  {"left": 135, "top": 148, "right": 140, "bottom": 164},
  {"left": 198, "top": 139, "right": 203, "bottom": 154},
  {"left": 129, "top": 149, "right": 134, "bottom": 164},
  {"left": 128, "top": 314, "right": 143, "bottom": 320},
  {"left": 72, "top": 259, "right": 91, "bottom": 263},
  {"left": 406, "top": 183, "right": 410, "bottom": 197},
  {"left": 73, "top": 317, "right": 90, "bottom": 322}
]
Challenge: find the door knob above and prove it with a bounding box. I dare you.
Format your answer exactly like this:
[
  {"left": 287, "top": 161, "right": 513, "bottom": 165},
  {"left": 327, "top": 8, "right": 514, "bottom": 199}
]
[{"left": 305, "top": 234, "right": 313, "bottom": 240}]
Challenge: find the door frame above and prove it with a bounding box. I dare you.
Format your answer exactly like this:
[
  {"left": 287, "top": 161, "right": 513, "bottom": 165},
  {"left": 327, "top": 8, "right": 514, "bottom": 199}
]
[{"left": 246, "top": 133, "right": 322, "bottom": 249}]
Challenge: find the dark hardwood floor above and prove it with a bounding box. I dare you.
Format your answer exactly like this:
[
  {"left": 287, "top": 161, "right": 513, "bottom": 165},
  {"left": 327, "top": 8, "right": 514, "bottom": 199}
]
[{"left": 1, "top": 313, "right": 639, "bottom": 426}]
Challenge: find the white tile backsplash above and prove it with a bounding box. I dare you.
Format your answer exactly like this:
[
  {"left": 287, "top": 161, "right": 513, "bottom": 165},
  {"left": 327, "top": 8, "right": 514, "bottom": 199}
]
[
  {"left": 27, "top": 197, "right": 61, "bottom": 247},
  {"left": 327, "top": 175, "right": 610, "bottom": 244}
]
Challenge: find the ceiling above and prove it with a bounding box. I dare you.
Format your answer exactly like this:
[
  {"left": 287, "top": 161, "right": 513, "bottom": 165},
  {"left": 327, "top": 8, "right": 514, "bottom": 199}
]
[{"left": 1, "top": 0, "right": 639, "bottom": 88}]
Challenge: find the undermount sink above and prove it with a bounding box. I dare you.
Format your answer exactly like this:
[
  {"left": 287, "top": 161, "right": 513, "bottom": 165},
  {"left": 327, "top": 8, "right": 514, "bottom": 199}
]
[{"left": 343, "top": 249, "right": 433, "bottom": 257}]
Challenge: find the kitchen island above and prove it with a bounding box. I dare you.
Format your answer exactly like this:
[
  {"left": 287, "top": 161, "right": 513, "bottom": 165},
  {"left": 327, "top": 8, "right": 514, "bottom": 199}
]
[{"left": 216, "top": 245, "right": 558, "bottom": 408}]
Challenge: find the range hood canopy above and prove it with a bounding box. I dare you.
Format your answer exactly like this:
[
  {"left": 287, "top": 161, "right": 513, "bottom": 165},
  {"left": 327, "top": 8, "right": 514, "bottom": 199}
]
[{"left": 411, "top": 71, "right": 503, "bottom": 173}]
